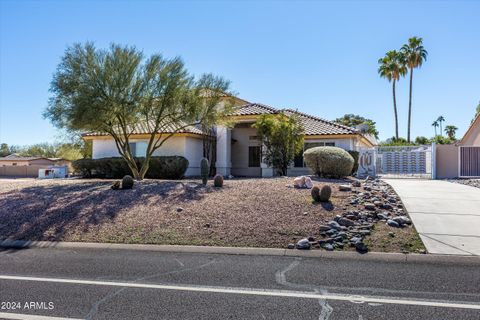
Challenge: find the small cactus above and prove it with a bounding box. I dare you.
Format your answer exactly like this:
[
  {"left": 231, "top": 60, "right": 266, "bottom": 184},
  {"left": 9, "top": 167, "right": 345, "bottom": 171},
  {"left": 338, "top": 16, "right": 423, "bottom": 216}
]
[
  {"left": 213, "top": 174, "right": 224, "bottom": 187},
  {"left": 319, "top": 185, "right": 332, "bottom": 202},
  {"left": 111, "top": 180, "right": 121, "bottom": 190},
  {"left": 311, "top": 186, "right": 321, "bottom": 202},
  {"left": 121, "top": 175, "right": 134, "bottom": 189},
  {"left": 200, "top": 158, "right": 209, "bottom": 185}
]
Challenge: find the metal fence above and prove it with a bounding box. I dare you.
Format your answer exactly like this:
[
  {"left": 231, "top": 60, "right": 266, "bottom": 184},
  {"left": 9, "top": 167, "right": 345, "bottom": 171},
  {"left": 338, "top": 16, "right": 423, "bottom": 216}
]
[{"left": 459, "top": 146, "right": 480, "bottom": 177}]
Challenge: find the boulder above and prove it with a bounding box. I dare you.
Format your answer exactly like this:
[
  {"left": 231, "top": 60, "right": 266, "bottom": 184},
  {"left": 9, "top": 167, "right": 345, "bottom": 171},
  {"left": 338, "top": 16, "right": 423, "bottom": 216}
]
[
  {"left": 337, "top": 217, "right": 355, "bottom": 227},
  {"left": 296, "top": 238, "right": 311, "bottom": 250},
  {"left": 355, "top": 241, "right": 369, "bottom": 254},
  {"left": 393, "top": 216, "right": 411, "bottom": 226},
  {"left": 323, "top": 243, "right": 334, "bottom": 251},
  {"left": 387, "top": 219, "right": 400, "bottom": 228},
  {"left": 328, "top": 221, "right": 342, "bottom": 230},
  {"left": 319, "top": 225, "right": 331, "bottom": 232},
  {"left": 304, "top": 177, "right": 313, "bottom": 188},
  {"left": 293, "top": 176, "right": 306, "bottom": 188}
]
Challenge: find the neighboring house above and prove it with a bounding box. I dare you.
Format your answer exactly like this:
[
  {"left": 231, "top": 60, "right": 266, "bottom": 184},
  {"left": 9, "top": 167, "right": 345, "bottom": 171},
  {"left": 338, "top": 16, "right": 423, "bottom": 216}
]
[
  {"left": 0, "top": 154, "right": 71, "bottom": 177},
  {"left": 436, "top": 114, "right": 480, "bottom": 178},
  {"left": 83, "top": 97, "right": 376, "bottom": 177},
  {"left": 0, "top": 154, "right": 69, "bottom": 167}
]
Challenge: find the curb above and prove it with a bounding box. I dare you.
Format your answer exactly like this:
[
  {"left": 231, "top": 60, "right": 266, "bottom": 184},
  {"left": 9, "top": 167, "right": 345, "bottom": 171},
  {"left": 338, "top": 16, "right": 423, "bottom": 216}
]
[{"left": 1, "top": 239, "right": 479, "bottom": 264}]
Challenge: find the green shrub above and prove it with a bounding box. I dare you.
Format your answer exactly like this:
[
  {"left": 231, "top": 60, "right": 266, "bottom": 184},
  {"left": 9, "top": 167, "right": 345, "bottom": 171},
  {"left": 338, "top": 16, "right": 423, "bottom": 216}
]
[
  {"left": 200, "top": 158, "right": 209, "bottom": 185},
  {"left": 319, "top": 185, "right": 332, "bottom": 202},
  {"left": 73, "top": 156, "right": 189, "bottom": 179},
  {"left": 303, "top": 146, "right": 354, "bottom": 178},
  {"left": 347, "top": 150, "right": 359, "bottom": 175},
  {"left": 121, "top": 175, "right": 134, "bottom": 189},
  {"left": 213, "top": 174, "right": 224, "bottom": 187},
  {"left": 311, "top": 186, "right": 321, "bottom": 202}
]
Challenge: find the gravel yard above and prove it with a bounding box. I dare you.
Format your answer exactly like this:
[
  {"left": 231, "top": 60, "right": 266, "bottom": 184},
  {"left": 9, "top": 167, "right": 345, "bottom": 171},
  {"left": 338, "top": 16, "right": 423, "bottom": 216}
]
[
  {"left": 0, "top": 177, "right": 423, "bottom": 252},
  {"left": 446, "top": 178, "right": 480, "bottom": 189}
]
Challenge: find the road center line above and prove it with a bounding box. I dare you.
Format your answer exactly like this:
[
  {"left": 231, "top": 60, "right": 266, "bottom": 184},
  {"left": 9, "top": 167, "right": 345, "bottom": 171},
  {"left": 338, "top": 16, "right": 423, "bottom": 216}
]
[
  {"left": 1, "top": 275, "right": 480, "bottom": 310},
  {"left": 0, "top": 312, "right": 82, "bottom": 320}
]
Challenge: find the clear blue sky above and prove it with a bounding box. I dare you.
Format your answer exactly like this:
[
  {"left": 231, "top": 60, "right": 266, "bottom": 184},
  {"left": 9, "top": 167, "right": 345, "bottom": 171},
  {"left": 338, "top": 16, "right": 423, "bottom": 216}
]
[{"left": 1, "top": 0, "right": 479, "bottom": 145}]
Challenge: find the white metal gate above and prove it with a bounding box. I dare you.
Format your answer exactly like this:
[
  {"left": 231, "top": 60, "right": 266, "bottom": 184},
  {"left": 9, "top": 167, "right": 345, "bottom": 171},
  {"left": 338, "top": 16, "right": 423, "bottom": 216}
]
[
  {"left": 375, "top": 145, "right": 433, "bottom": 179},
  {"left": 459, "top": 146, "right": 480, "bottom": 177}
]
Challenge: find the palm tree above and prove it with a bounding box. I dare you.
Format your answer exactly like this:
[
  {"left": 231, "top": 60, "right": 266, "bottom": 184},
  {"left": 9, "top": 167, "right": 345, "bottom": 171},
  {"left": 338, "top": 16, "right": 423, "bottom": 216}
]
[
  {"left": 401, "top": 37, "right": 428, "bottom": 143},
  {"left": 444, "top": 125, "right": 458, "bottom": 140},
  {"left": 378, "top": 50, "right": 407, "bottom": 140},
  {"left": 432, "top": 120, "right": 439, "bottom": 136},
  {"left": 437, "top": 115, "right": 445, "bottom": 136}
]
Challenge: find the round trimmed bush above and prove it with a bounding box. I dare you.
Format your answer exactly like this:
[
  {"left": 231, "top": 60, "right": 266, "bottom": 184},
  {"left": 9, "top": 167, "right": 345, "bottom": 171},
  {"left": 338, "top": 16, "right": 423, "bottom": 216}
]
[
  {"left": 121, "top": 175, "right": 134, "bottom": 189},
  {"left": 319, "top": 185, "right": 332, "bottom": 202},
  {"left": 303, "top": 146, "right": 354, "bottom": 178}
]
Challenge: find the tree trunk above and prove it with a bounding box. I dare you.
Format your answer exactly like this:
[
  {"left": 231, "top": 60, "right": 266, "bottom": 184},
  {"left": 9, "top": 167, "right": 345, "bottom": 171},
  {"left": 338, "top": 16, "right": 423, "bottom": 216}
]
[
  {"left": 392, "top": 80, "right": 399, "bottom": 140},
  {"left": 407, "top": 68, "right": 413, "bottom": 142}
]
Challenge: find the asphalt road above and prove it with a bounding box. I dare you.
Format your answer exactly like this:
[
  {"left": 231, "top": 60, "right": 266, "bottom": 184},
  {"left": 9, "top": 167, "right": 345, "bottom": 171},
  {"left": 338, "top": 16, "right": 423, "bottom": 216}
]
[{"left": 0, "top": 247, "right": 479, "bottom": 319}]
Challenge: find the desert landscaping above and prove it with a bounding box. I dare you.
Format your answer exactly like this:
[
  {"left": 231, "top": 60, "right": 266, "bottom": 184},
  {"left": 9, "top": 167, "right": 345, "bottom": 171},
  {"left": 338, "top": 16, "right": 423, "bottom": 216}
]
[{"left": 0, "top": 176, "right": 423, "bottom": 253}]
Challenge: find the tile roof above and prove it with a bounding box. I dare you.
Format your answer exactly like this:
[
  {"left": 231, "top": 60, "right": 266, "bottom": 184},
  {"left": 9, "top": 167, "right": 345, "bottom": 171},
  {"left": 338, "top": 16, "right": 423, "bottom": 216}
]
[
  {"left": 82, "top": 120, "right": 208, "bottom": 137},
  {"left": 82, "top": 103, "right": 360, "bottom": 138},
  {"left": 232, "top": 103, "right": 358, "bottom": 136},
  {"left": 229, "top": 103, "right": 278, "bottom": 116}
]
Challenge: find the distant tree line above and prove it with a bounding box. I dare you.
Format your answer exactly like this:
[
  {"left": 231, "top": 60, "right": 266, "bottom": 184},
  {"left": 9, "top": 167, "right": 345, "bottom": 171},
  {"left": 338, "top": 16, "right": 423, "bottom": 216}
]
[{"left": 0, "top": 139, "right": 91, "bottom": 160}]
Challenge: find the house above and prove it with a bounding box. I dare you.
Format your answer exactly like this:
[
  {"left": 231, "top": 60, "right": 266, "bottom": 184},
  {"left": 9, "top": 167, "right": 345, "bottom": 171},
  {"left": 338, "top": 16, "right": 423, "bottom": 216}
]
[
  {"left": 0, "top": 154, "right": 70, "bottom": 167},
  {"left": 436, "top": 114, "right": 480, "bottom": 178},
  {"left": 83, "top": 97, "right": 376, "bottom": 177},
  {"left": 0, "top": 154, "right": 71, "bottom": 177}
]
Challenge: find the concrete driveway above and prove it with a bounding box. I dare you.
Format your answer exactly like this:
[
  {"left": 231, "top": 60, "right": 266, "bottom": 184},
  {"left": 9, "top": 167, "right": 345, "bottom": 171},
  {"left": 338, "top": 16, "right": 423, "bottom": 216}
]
[{"left": 385, "top": 179, "right": 480, "bottom": 256}]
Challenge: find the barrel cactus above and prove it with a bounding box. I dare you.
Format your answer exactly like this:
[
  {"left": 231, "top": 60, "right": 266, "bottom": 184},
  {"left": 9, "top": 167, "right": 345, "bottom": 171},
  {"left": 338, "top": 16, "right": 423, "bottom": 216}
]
[
  {"left": 213, "top": 174, "right": 224, "bottom": 187},
  {"left": 319, "top": 185, "right": 332, "bottom": 202},
  {"left": 200, "top": 158, "right": 209, "bottom": 185},
  {"left": 311, "top": 186, "right": 321, "bottom": 202},
  {"left": 121, "top": 175, "right": 134, "bottom": 189}
]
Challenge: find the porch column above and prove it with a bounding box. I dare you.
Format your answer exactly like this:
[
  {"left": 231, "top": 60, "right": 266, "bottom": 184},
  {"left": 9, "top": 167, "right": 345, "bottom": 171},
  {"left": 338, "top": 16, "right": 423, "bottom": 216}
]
[
  {"left": 260, "top": 144, "right": 274, "bottom": 177},
  {"left": 216, "top": 125, "right": 231, "bottom": 176}
]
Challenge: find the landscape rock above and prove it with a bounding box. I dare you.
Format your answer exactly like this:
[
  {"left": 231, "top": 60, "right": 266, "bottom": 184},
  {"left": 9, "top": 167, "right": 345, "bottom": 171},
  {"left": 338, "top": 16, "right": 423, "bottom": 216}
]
[
  {"left": 287, "top": 243, "right": 295, "bottom": 249},
  {"left": 339, "top": 184, "right": 352, "bottom": 191},
  {"left": 355, "top": 241, "right": 369, "bottom": 254},
  {"left": 352, "top": 180, "right": 361, "bottom": 187},
  {"left": 364, "top": 203, "right": 376, "bottom": 210},
  {"left": 323, "top": 243, "right": 334, "bottom": 251},
  {"left": 296, "top": 238, "right": 311, "bottom": 250},
  {"left": 293, "top": 176, "right": 306, "bottom": 188},
  {"left": 319, "top": 225, "right": 331, "bottom": 232},
  {"left": 337, "top": 217, "right": 355, "bottom": 227},
  {"left": 387, "top": 219, "right": 400, "bottom": 228},
  {"left": 328, "top": 221, "right": 342, "bottom": 230},
  {"left": 304, "top": 177, "right": 313, "bottom": 188}
]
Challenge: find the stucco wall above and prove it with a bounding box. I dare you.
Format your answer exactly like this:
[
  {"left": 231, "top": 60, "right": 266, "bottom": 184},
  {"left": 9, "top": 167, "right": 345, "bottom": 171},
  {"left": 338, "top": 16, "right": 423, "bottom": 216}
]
[
  {"left": 436, "top": 144, "right": 459, "bottom": 178},
  {"left": 231, "top": 127, "right": 261, "bottom": 177},
  {"left": 0, "top": 159, "right": 55, "bottom": 166},
  {"left": 91, "top": 136, "right": 203, "bottom": 176},
  {"left": 461, "top": 120, "right": 480, "bottom": 146},
  {"left": 184, "top": 137, "right": 204, "bottom": 176}
]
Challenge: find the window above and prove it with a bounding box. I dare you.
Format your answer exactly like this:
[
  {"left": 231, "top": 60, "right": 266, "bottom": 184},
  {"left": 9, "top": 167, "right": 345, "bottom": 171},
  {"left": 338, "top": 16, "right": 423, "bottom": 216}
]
[
  {"left": 248, "top": 146, "right": 261, "bottom": 167},
  {"left": 294, "top": 142, "right": 336, "bottom": 167},
  {"left": 128, "top": 142, "right": 136, "bottom": 156}
]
